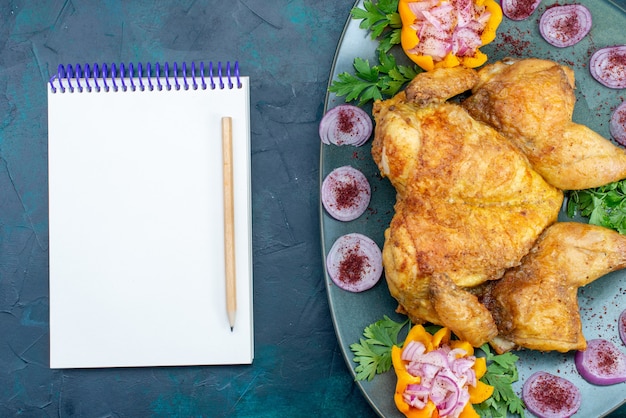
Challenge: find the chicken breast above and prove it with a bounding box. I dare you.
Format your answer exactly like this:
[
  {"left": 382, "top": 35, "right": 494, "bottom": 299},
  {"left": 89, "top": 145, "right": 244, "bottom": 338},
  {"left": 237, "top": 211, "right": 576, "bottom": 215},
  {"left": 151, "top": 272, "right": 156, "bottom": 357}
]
[
  {"left": 463, "top": 58, "right": 626, "bottom": 190},
  {"left": 486, "top": 222, "right": 626, "bottom": 353},
  {"left": 371, "top": 68, "right": 563, "bottom": 345}
]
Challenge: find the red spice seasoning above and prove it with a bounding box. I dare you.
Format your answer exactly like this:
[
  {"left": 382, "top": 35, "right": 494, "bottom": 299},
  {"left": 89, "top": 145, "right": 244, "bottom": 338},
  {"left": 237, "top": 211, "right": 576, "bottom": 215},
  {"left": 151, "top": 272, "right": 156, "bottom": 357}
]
[
  {"left": 589, "top": 340, "right": 621, "bottom": 375},
  {"left": 499, "top": 29, "right": 532, "bottom": 57},
  {"left": 337, "top": 108, "right": 356, "bottom": 134},
  {"left": 506, "top": 0, "right": 540, "bottom": 20},
  {"left": 337, "top": 244, "right": 370, "bottom": 285},
  {"left": 552, "top": 14, "right": 581, "bottom": 44},
  {"left": 527, "top": 374, "right": 579, "bottom": 415},
  {"left": 334, "top": 178, "right": 361, "bottom": 210},
  {"left": 606, "top": 50, "right": 626, "bottom": 86}
]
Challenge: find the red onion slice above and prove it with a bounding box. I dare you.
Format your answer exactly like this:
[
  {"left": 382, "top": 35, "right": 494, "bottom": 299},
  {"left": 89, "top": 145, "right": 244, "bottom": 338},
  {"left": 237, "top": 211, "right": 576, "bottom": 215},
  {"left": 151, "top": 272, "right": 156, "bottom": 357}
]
[
  {"left": 399, "top": 341, "right": 478, "bottom": 416},
  {"left": 321, "top": 166, "right": 371, "bottom": 222},
  {"left": 431, "top": 373, "right": 461, "bottom": 416},
  {"left": 404, "top": 383, "right": 430, "bottom": 409},
  {"left": 617, "top": 309, "right": 626, "bottom": 344},
  {"left": 326, "top": 233, "right": 382, "bottom": 292},
  {"left": 402, "top": 340, "right": 427, "bottom": 361},
  {"left": 539, "top": 5, "right": 592, "bottom": 48},
  {"left": 522, "top": 371, "right": 581, "bottom": 418},
  {"left": 319, "top": 104, "right": 373, "bottom": 146},
  {"left": 575, "top": 338, "right": 626, "bottom": 385},
  {"left": 610, "top": 101, "right": 626, "bottom": 146},
  {"left": 406, "top": 0, "right": 492, "bottom": 62},
  {"left": 501, "top": 0, "right": 542, "bottom": 21},
  {"left": 590, "top": 45, "right": 626, "bottom": 89}
]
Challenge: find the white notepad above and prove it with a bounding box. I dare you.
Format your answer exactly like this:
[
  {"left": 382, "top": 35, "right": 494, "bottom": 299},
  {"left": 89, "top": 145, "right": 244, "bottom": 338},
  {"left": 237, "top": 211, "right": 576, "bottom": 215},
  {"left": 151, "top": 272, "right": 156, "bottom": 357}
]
[{"left": 47, "top": 62, "right": 253, "bottom": 368}]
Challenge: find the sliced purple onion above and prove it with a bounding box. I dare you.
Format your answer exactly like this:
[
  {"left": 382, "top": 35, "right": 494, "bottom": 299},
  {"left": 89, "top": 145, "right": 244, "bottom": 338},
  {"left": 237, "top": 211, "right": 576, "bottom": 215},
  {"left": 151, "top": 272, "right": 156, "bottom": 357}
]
[
  {"left": 431, "top": 373, "right": 461, "bottom": 416},
  {"left": 398, "top": 342, "right": 478, "bottom": 417},
  {"left": 539, "top": 5, "right": 592, "bottom": 48},
  {"left": 319, "top": 104, "right": 372, "bottom": 146},
  {"left": 575, "top": 338, "right": 626, "bottom": 385},
  {"left": 501, "top": 0, "right": 542, "bottom": 21},
  {"left": 522, "top": 371, "right": 581, "bottom": 418},
  {"left": 404, "top": 383, "right": 430, "bottom": 409},
  {"left": 402, "top": 340, "right": 427, "bottom": 361},
  {"left": 610, "top": 102, "right": 626, "bottom": 146},
  {"left": 405, "top": 0, "right": 491, "bottom": 61},
  {"left": 617, "top": 309, "right": 626, "bottom": 344},
  {"left": 590, "top": 45, "right": 626, "bottom": 89},
  {"left": 326, "top": 233, "right": 382, "bottom": 292},
  {"left": 417, "top": 350, "right": 450, "bottom": 369},
  {"left": 321, "top": 166, "right": 371, "bottom": 222}
]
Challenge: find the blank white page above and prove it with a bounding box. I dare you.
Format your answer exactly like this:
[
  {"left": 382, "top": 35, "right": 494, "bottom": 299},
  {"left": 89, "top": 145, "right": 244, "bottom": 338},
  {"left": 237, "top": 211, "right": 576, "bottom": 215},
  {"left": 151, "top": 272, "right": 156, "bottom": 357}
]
[{"left": 48, "top": 68, "right": 253, "bottom": 368}]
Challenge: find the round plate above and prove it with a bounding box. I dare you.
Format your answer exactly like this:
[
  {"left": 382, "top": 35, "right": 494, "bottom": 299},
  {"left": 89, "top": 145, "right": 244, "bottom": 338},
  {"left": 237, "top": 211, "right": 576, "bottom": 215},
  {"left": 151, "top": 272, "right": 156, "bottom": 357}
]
[{"left": 320, "top": 1, "right": 626, "bottom": 417}]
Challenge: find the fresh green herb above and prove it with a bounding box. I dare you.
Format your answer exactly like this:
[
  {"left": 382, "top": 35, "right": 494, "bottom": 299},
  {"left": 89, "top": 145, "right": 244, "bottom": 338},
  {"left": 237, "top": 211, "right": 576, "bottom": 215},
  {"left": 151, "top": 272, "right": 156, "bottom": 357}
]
[
  {"left": 350, "top": 0, "right": 402, "bottom": 53},
  {"left": 329, "top": 0, "right": 419, "bottom": 106},
  {"left": 329, "top": 49, "right": 419, "bottom": 106},
  {"left": 350, "top": 315, "right": 409, "bottom": 381},
  {"left": 351, "top": 318, "right": 526, "bottom": 417},
  {"left": 567, "top": 179, "right": 626, "bottom": 234},
  {"left": 475, "top": 344, "right": 526, "bottom": 418}
]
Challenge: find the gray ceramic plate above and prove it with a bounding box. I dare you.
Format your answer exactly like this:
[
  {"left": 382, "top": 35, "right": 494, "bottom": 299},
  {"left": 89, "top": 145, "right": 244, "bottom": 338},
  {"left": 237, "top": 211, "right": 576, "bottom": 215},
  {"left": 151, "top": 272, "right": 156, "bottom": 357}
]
[{"left": 321, "top": 0, "right": 626, "bottom": 416}]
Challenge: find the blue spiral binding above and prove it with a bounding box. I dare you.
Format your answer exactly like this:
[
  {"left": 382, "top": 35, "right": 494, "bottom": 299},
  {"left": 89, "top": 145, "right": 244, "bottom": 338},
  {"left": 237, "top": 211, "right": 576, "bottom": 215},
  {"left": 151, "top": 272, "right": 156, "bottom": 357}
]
[{"left": 48, "top": 61, "right": 242, "bottom": 93}]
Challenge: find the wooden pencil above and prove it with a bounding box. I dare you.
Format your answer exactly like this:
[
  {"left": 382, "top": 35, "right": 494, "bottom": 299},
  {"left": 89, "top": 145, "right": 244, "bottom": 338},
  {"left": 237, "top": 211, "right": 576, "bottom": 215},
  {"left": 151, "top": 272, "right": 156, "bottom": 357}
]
[{"left": 222, "top": 116, "right": 237, "bottom": 331}]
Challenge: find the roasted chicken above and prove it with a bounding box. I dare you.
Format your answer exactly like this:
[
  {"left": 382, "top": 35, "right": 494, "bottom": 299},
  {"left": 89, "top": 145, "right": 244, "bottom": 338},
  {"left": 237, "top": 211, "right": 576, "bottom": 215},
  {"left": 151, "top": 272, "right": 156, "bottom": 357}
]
[
  {"left": 372, "top": 67, "right": 563, "bottom": 347},
  {"left": 463, "top": 58, "right": 626, "bottom": 190},
  {"left": 485, "top": 222, "right": 626, "bottom": 353}
]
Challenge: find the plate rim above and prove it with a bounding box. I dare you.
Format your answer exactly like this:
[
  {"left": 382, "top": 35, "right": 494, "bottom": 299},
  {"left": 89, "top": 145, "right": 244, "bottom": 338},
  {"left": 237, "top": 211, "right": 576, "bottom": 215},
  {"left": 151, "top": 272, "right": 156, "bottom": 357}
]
[{"left": 319, "top": 1, "right": 626, "bottom": 417}]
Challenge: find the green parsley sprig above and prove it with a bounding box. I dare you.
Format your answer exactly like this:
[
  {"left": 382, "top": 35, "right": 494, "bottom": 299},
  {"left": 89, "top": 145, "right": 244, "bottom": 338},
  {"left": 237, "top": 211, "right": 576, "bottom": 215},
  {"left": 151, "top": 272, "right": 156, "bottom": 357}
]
[
  {"left": 329, "top": 0, "right": 420, "bottom": 106},
  {"left": 475, "top": 344, "right": 526, "bottom": 418},
  {"left": 351, "top": 0, "right": 402, "bottom": 53},
  {"left": 329, "top": 50, "right": 419, "bottom": 106},
  {"left": 567, "top": 179, "right": 626, "bottom": 234},
  {"left": 350, "top": 317, "right": 526, "bottom": 417},
  {"left": 350, "top": 315, "right": 409, "bottom": 381}
]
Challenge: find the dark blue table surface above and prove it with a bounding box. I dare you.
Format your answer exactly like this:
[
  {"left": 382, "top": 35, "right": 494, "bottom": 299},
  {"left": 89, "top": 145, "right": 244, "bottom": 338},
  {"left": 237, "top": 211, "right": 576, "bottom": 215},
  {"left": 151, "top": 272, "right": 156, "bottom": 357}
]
[{"left": 0, "top": 1, "right": 624, "bottom": 417}]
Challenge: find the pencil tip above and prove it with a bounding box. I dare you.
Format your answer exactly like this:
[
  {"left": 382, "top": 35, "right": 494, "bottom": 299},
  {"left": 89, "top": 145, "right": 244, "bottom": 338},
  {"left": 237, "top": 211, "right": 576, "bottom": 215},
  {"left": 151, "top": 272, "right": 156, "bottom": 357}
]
[{"left": 230, "top": 326, "right": 234, "bottom": 332}]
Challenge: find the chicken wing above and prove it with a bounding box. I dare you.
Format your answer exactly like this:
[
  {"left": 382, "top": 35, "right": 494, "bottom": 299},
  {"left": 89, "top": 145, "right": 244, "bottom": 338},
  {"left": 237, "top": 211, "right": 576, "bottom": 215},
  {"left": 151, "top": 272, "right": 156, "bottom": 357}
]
[
  {"left": 430, "top": 273, "right": 498, "bottom": 347},
  {"left": 404, "top": 66, "right": 479, "bottom": 106},
  {"left": 486, "top": 222, "right": 626, "bottom": 353},
  {"left": 463, "top": 58, "right": 626, "bottom": 190},
  {"left": 372, "top": 68, "right": 563, "bottom": 346}
]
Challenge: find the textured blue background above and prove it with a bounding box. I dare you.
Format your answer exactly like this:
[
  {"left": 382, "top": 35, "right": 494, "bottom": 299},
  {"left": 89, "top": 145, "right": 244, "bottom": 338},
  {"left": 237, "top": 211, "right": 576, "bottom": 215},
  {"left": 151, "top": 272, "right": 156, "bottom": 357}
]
[
  {"left": 1, "top": 1, "right": 625, "bottom": 417},
  {"left": 0, "top": 1, "right": 377, "bottom": 416}
]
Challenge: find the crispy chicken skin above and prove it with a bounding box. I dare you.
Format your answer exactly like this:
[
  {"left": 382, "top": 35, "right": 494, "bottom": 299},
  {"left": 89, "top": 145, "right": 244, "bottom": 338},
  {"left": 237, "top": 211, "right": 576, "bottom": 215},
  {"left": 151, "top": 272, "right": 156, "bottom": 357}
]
[
  {"left": 430, "top": 273, "right": 499, "bottom": 347},
  {"left": 405, "top": 66, "right": 479, "bottom": 106},
  {"left": 463, "top": 58, "right": 626, "bottom": 190},
  {"left": 371, "top": 68, "right": 563, "bottom": 346},
  {"left": 486, "top": 222, "right": 626, "bottom": 353}
]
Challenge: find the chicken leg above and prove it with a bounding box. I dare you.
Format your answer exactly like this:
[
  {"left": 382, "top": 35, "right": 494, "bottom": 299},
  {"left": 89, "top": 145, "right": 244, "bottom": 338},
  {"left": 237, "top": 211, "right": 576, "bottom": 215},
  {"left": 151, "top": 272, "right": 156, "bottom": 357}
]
[{"left": 487, "top": 222, "right": 626, "bottom": 353}]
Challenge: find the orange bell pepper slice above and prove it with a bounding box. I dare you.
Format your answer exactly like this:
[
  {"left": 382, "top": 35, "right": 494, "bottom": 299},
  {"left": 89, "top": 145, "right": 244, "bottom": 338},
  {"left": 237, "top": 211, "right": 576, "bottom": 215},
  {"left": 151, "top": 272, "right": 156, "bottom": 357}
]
[
  {"left": 391, "top": 325, "right": 495, "bottom": 418},
  {"left": 398, "top": 0, "right": 503, "bottom": 71}
]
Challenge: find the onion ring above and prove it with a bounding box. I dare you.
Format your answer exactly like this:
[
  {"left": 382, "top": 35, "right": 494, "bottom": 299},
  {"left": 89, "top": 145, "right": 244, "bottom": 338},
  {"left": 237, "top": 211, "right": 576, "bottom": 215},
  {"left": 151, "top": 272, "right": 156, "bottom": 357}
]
[
  {"left": 522, "top": 371, "right": 581, "bottom": 418},
  {"left": 539, "top": 5, "right": 592, "bottom": 48},
  {"left": 617, "top": 309, "right": 626, "bottom": 344},
  {"left": 326, "top": 233, "right": 382, "bottom": 292},
  {"left": 590, "top": 45, "right": 626, "bottom": 89},
  {"left": 610, "top": 101, "right": 626, "bottom": 146},
  {"left": 501, "top": 0, "right": 542, "bottom": 21},
  {"left": 321, "top": 166, "right": 371, "bottom": 222},
  {"left": 575, "top": 339, "right": 626, "bottom": 385},
  {"left": 319, "top": 104, "right": 372, "bottom": 146}
]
